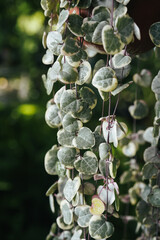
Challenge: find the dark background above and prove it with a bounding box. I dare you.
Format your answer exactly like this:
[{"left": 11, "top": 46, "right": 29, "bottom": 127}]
[{"left": 0, "top": 1, "right": 160, "bottom": 240}]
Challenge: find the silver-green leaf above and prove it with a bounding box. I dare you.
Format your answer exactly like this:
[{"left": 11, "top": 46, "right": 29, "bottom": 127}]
[
  {"left": 75, "top": 205, "right": 92, "bottom": 228},
  {"left": 92, "top": 67, "right": 118, "bottom": 92},
  {"left": 72, "top": 127, "right": 95, "bottom": 149},
  {"left": 63, "top": 176, "right": 81, "bottom": 202},
  {"left": 74, "top": 151, "right": 98, "bottom": 175},
  {"left": 89, "top": 215, "right": 114, "bottom": 239}
]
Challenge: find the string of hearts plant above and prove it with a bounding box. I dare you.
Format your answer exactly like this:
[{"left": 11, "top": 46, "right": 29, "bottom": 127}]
[{"left": 40, "top": 0, "right": 160, "bottom": 239}]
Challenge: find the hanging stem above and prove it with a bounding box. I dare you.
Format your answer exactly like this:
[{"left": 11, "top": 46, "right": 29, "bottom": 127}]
[
  {"left": 83, "top": 228, "right": 86, "bottom": 240},
  {"left": 87, "top": 232, "right": 90, "bottom": 240},
  {"left": 110, "top": 0, "right": 114, "bottom": 27},
  {"left": 105, "top": 92, "right": 112, "bottom": 219},
  {"left": 100, "top": 100, "right": 105, "bottom": 135}
]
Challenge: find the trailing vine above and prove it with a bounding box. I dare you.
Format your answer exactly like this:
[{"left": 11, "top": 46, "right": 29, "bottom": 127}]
[{"left": 40, "top": 0, "right": 160, "bottom": 239}]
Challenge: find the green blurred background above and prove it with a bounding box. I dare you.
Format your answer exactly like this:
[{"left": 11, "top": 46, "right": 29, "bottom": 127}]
[
  {"left": 1, "top": 1, "right": 160, "bottom": 240},
  {"left": 0, "top": 1, "right": 57, "bottom": 239}
]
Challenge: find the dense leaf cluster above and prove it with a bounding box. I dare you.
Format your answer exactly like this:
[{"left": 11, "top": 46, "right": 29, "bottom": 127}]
[{"left": 41, "top": 0, "right": 160, "bottom": 239}]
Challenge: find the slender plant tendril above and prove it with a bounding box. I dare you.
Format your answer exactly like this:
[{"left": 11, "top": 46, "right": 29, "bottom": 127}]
[{"left": 105, "top": 0, "right": 114, "bottom": 219}]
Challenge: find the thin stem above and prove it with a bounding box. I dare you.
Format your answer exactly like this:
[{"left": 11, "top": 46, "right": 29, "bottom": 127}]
[
  {"left": 81, "top": 174, "right": 85, "bottom": 205},
  {"left": 105, "top": 163, "right": 109, "bottom": 220},
  {"left": 110, "top": 0, "right": 114, "bottom": 27},
  {"left": 50, "top": 12, "right": 53, "bottom": 30},
  {"left": 112, "top": 93, "right": 120, "bottom": 121},
  {"left": 106, "top": 54, "right": 109, "bottom": 67},
  {"left": 72, "top": 168, "right": 74, "bottom": 180},
  {"left": 75, "top": 83, "right": 78, "bottom": 99},
  {"left": 83, "top": 228, "right": 86, "bottom": 240},
  {"left": 88, "top": 233, "right": 90, "bottom": 240},
  {"left": 102, "top": 100, "right": 105, "bottom": 118},
  {"left": 100, "top": 100, "right": 105, "bottom": 135},
  {"left": 105, "top": 92, "right": 111, "bottom": 219}
]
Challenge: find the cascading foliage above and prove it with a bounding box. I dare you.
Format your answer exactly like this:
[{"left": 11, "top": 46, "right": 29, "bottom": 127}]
[{"left": 41, "top": 0, "right": 160, "bottom": 239}]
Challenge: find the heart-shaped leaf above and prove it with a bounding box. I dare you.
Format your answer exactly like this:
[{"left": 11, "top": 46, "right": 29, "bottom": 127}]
[
  {"left": 112, "top": 53, "right": 131, "bottom": 69},
  {"left": 102, "top": 25, "right": 125, "bottom": 54},
  {"left": 63, "top": 176, "right": 81, "bottom": 202},
  {"left": 75, "top": 205, "right": 92, "bottom": 228},
  {"left": 92, "top": 67, "right": 118, "bottom": 92},
  {"left": 67, "top": 14, "right": 83, "bottom": 37},
  {"left": 97, "top": 185, "right": 115, "bottom": 205},
  {"left": 46, "top": 31, "right": 63, "bottom": 56},
  {"left": 57, "top": 147, "right": 78, "bottom": 168},
  {"left": 45, "top": 104, "right": 62, "bottom": 128},
  {"left": 90, "top": 197, "right": 105, "bottom": 215},
  {"left": 62, "top": 113, "right": 83, "bottom": 133},
  {"left": 61, "top": 38, "right": 79, "bottom": 56},
  {"left": 60, "top": 89, "right": 82, "bottom": 114},
  {"left": 59, "top": 62, "right": 78, "bottom": 84},
  {"left": 57, "top": 129, "right": 75, "bottom": 147},
  {"left": 79, "top": 87, "right": 97, "bottom": 110},
  {"left": 116, "top": 14, "right": 134, "bottom": 44},
  {"left": 60, "top": 199, "right": 73, "bottom": 225},
  {"left": 133, "top": 69, "right": 152, "bottom": 88},
  {"left": 89, "top": 215, "right": 114, "bottom": 240},
  {"left": 72, "top": 127, "right": 95, "bottom": 149},
  {"left": 129, "top": 100, "right": 149, "bottom": 119},
  {"left": 92, "top": 6, "right": 110, "bottom": 22},
  {"left": 74, "top": 151, "right": 98, "bottom": 175}
]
